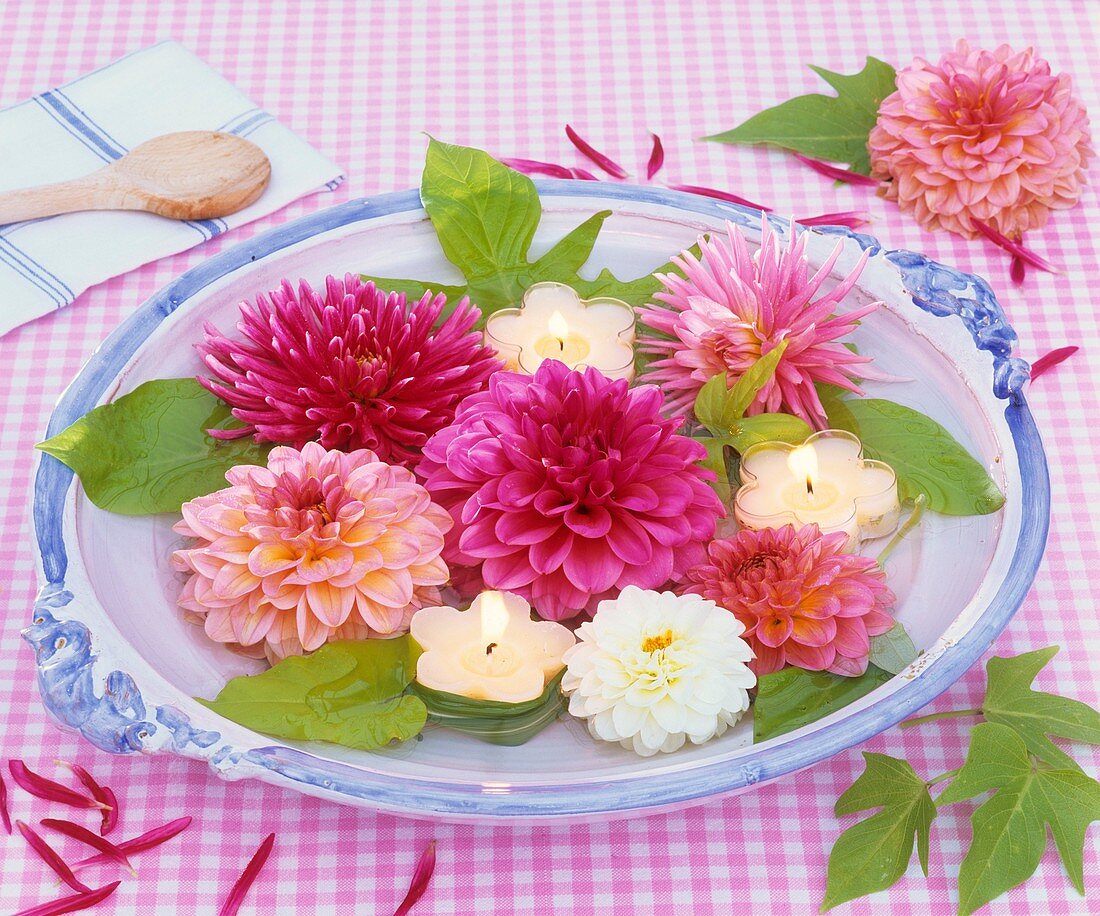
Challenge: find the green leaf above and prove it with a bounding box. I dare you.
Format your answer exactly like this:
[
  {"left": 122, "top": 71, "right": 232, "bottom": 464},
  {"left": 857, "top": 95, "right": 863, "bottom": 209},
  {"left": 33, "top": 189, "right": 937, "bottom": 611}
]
[
  {"left": 726, "top": 413, "right": 812, "bottom": 452},
  {"left": 937, "top": 723, "right": 1100, "bottom": 914},
  {"left": 693, "top": 341, "right": 790, "bottom": 435},
  {"left": 37, "top": 378, "right": 271, "bottom": 515},
  {"left": 754, "top": 664, "right": 893, "bottom": 743},
  {"left": 199, "top": 637, "right": 427, "bottom": 751},
  {"left": 410, "top": 671, "right": 565, "bottom": 746},
  {"left": 822, "top": 752, "right": 936, "bottom": 910},
  {"left": 869, "top": 623, "right": 919, "bottom": 675},
  {"left": 698, "top": 436, "right": 733, "bottom": 502},
  {"left": 705, "top": 57, "right": 897, "bottom": 175},
  {"left": 822, "top": 397, "right": 1005, "bottom": 516},
  {"left": 981, "top": 647, "right": 1100, "bottom": 771},
  {"left": 362, "top": 142, "right": 676, "bottom": 324}
]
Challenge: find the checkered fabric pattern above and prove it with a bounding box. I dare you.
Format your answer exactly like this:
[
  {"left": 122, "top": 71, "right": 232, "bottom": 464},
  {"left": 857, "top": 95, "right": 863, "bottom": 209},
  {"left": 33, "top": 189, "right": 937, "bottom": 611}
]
[{"left": 1, "top": 1, "right": 1097, "bottom": 913}]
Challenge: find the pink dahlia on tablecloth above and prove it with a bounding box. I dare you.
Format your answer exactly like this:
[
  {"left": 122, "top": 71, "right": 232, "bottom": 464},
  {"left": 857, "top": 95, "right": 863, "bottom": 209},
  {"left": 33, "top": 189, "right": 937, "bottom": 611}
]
[
  {"left": 869, "top": 40, "right": 1093, "bottom": 238},
  {"left": 172, "top": 442, "right": 452, "bottom": 662},
  {"left": 197, "top": 274, "right": 501, "bottom": 469},
  {"left": 683, "top": 524, "right": 895, "bottom": 677},
  {"left": 637, "top": 218, "right": 881, "bottom": 428},
  {"left": 418, "top": 361, "right": 724, "bottom": 621}
]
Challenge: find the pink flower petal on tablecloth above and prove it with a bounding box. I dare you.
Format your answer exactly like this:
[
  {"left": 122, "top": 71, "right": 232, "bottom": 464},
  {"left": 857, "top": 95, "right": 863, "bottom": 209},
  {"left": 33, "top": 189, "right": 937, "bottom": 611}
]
[
  {"left": 569, "top": 167, "right": 598, "bottom": 180},
  {"left": 793, "top": 153, "right": 879, "bottom": 186},
  {"left": 1030, "top": 346, "right": 1079, "bottom": 381},
  {"left": 40, "top": 819, "right": 134, "bottom": 874},
  {"left": 12, "top": 882, "right": 121, "bottom": 916},
  {"left": 8, "top": 761, "right": 106, "bottom": 812},
  {"left": 218, "top": 832, "right": 276, "bottom": 916},
  {"left": 1010, "top": 254, "right": 1026, "bottom": 284},
  {"left": 16, "top": 821, "right": 92, "bottom": 894},
  {"left": 0, "top": 768, "right": 11, "bottom": 833},
  {"left": 565, "top": 125, "right": 628, "bottom": 178},
  {"left": 57, "top": 762, "right": 117, "bottom": 835},
  {"left": 971, "top": 221, "right": 1059, "bottom": 273},
  {"left": 72, "top": 816, "right": 192, "bottom": 870},
  {"left": 500, "top": 157, "right": 574, "bottom": 179},
  {"left": 796, "top": 211, "right": 872, "bottom": 229},
  {"left": 646, "top": 133, "right": 665, "bottom": 179},
  {"left": 666, "top": 184, "right": 773, "bottom": 212},
  {"left": 394, "top": 840, "right": 437, "bottom": 916}
]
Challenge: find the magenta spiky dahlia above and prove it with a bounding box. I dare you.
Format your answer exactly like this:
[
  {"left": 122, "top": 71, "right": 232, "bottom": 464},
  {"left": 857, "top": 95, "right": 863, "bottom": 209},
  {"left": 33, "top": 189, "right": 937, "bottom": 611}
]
[
  {"left": 869, "top": 41, "right": 1093, "bottom": 238},
  {"left": 172, "top": 442, "right": 452, "bottom": 662},
  {"left": 197, "top": 275, "right": 501, "bottom": 468},
  {"left": 684, "top": 524, "right": 895, "bottom": 677},
  {"left": 418, "top": 361, "right": 724, "bottom": 621},
  {"left": 637, "top": 218, "right": 881, "bottom": 428}
]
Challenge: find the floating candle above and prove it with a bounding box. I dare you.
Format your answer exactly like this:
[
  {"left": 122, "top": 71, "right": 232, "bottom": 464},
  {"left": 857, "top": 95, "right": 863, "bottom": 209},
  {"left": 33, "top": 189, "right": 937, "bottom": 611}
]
[
  {"left": 483, "top": 282, "right": 636, "bottom": 380},
  {"left": 410, "top": 591, "right": 576, "bottom": 702},
  {"left": 733, "top": 430, "right": 900, "bottom": 547}
]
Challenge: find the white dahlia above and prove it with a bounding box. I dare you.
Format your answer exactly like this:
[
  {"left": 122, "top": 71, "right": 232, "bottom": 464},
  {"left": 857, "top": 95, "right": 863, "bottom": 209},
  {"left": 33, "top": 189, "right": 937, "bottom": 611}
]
[{"left": 561, "top": 586, "right": 756, "bottom": 757}]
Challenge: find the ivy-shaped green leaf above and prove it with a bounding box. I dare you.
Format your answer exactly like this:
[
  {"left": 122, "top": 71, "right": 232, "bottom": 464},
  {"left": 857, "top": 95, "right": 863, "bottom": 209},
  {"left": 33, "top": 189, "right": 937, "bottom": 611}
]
[
  {"left": 981, "top": 647, "right": 1100, "bottom": 771},
  {"left": 199, "top": 637, "right": 426, "bottom": 751},
  {"left": 822, "top": 396, "right": 1005, "bottom": 516},
  {"left": 937, "top": 722, "right": 1100, "bottom": 915},
  {"left": 754, "top": 664, "right": 893, "bottom": 743},
  {"left": 362, "top": 139, "right": 677, "bottom": 322},
  {"left": 726, "top": 412, "right": 811, "bottom": 452},
  {"left": 704, "top": 57, "right": 898, "bottom": 175},
  {"left": 822, "top": 752, "right": 936, "bottom": 911},
  {"left": 869, "top": 623, "right": 919, "bottom": 675},
  {"left": 694, "top": 341, "right": 790, "bottom": 435},
  {"left": 37, "top": 378, "right": 271, "bottom": 515}
]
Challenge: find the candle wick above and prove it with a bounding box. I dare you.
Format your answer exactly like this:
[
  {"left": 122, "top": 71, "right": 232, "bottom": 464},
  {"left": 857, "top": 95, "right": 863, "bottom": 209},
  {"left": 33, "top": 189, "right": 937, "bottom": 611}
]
[
  {"left": 806, "top": 476, "right": 814, "bottom": 497},
  {"left": 485, "top": 642, "right": 498, "bottom": 656},
  {"left": 557, "top": 338, "right": 564, "bottom": 352}
]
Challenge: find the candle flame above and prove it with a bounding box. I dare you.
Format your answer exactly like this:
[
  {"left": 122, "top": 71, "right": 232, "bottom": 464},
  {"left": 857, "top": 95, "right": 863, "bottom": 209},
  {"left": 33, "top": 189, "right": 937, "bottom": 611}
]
[
  {"left": 548, "top": 310, "right": 569, "bottom": 348},
  {"left": 787, "top": 443, "right": 819, "bottom": 496},
  {"left": 479, "top": 591, "right": 510, "bottom": 644}
]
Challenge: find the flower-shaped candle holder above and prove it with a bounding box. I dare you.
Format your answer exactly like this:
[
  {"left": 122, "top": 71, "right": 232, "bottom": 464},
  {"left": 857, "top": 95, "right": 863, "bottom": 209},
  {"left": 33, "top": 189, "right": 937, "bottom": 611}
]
[
  {"left": 733, "top": 430, "right": 900, "bottom": 548},
  {"left": 483, "top": 281, "right": 636, "bottom": 380}
]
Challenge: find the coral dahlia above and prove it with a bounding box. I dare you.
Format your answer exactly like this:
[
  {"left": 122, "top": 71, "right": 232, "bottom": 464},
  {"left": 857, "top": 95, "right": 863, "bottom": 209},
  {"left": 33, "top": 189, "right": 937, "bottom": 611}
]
[
  {"left": 684, "top": 524, "right": 895, "bottom": 677},
  {"left": 638, "top": 218, "right": 881, "bottom": 428},
  {"left": 869, "top": 41, "right": 1093, "bottom": 238},
  {"left": 172, "top": 442, "right": 452, "bottom": 663},
  {"left": 197, "top": 274, "right": 501, "bottom": 469},
  {"left": 418, "top": 361, "right": 724, "bottom": 621}
]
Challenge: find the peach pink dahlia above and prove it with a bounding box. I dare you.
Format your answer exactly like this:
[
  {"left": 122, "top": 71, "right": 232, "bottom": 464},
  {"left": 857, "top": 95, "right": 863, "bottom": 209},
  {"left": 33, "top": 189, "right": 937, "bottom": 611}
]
[
  {"left": 683, "top": 524, "right": 895, "bottom": 677},
  {"left": 869, "top": 41, "right": 1093, "bottom": 238},
  {"left": 637, "top": 218, "right": 881, "bottom": 428},
  {"left": 172, "top": 442, "right": 452, "bottom": 662}
]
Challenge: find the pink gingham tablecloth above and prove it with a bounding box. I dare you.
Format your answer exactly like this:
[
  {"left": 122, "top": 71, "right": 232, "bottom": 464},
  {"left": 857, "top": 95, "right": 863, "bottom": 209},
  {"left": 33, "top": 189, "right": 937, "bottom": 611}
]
[{"left": 1, "top": 1, "right": 1098, "bottom": 913}]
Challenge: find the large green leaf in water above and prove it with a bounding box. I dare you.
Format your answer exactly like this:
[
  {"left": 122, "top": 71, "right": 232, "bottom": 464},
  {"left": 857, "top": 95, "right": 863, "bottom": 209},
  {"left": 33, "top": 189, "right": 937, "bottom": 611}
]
[
  {"left": 822, "top": 397, "right": 1005, "bottom": 516},
  {"left": 37, "top": 378, "right": 271, "bottom": 515},
  {"left": 753, "top": 664, "right": 893, "bottom": 743},
  {"left": 822, "top": 752, "right": 937, "bottom": 911},
  {"left": 704, "top": 57, "right": 898, "bottom": 175},
  {"left": 868, "top": 623, "right": 919, "bottom": 675},
  {"left": 937, "top": 722, "right": 1100, "bottom": 915},
  {"left": 199, "top": 637, "right": 427, "bottom": 751},
  {"left": 361, "top": 139, "right": 679, "bottom": 321}
]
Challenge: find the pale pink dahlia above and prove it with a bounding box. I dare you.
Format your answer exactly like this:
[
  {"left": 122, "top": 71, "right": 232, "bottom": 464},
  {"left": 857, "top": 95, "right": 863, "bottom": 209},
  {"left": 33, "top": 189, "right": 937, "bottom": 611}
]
[
  {"left": 869, "top": 41, "right": 1093, "bottom": 238},
  {"left": 638, "top": 218, "right": 880, "bottom": 428},
  {"left": 172, "top": 442, "right": 453, "bottom": 663},
  {"left": 418, "top": 361, "right": 724, "bottom": 621},
  {"left": 198, "top": 274, "right": 501, "bottom": 469},
  {"left": 684, "top": 524, "right": 895, "bottom": 677}
]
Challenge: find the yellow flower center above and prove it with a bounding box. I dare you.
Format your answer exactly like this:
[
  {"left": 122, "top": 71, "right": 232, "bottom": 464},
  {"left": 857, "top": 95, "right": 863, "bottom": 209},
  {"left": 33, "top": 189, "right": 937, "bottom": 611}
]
[{"left": 642, "top": 630, "right": 675, "bottom": 653}]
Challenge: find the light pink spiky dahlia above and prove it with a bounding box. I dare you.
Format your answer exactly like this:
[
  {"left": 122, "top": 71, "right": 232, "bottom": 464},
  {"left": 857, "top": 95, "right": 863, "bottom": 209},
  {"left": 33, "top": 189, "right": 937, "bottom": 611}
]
[
  {"left": 869, "top": 41, "right": 1093, "bottom": 238},
  {"left": 172, "top": 442, "right": 452, "bottom": 662},
  {"left": 637, "top": 218, "right": 880, "bottom": 428},
  {"left": 197, "top": 275, "right": 501, "bottom": 469},
  {"left": 684, "top": 524, "right": 895, "bottom": 677},
  {"left": 418, "top": 361, "right": 724, "bottom": 621}
]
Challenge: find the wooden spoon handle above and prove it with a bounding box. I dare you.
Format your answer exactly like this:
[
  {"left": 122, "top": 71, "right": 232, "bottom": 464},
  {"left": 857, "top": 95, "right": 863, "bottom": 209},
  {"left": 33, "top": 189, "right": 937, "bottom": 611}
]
[{"left": 0, "top": 171, "right": 132, "bottom": 224}]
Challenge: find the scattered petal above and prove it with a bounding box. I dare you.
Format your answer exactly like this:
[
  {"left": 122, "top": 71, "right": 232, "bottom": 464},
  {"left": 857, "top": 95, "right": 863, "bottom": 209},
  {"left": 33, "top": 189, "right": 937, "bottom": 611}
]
[
  {"left": 40, "top": 819, "right": 135, "bottom": 874},
  {"left": 569, "top": 167, "right": 598, "bottom": 181},
  {"left": 99, "top": 786, "right": 118, "bottom": 836},
  {"left": 16, "top": 821, "right": 92, "bottom": 894},
  {"left": 796, "top": 211, "right": 872, "bottom": 229},
  {"left": 1030, "top": 346, "right": 1079, "bottom": 381},
  {"left": 218, "top": 832, "right": 276, "bottom": 916},
  {"left": 7, "top": 761, "right": 106, "bottom": 811},
  {"left": 394, "top": 840, "right": 437, "bottom": 916},
  {"left": 1010, "top": 254, "right": 1027, "bottom": 284},
  {"left": 646, "top": 133, "right": 665, "bottom": 180},
  {"left": 667, "top": 184, "right": 773, "bottom": 212},
  {"left": 0, "top": 768, "right": 10, "bottom": 834},
  {"left": 971, "top": 221, "right": 1059, "bottom": 274},
  {"left": 72, "top": 816, "right": 192, "bottom": 871},
  {"left": 56, "top": 762, "right": 117, "bottom": 835},
  {"left": 12, "top": 882, "right": 121, "bottom": 916},
  {"left": 793, "top": 153, "right": 879, "bottom": 186},
  {"left": 565, "top": 125, "right": 628, "bottom": 178},
  {"left": 499, "top": 157, "right": 573, "bottom": 179}
]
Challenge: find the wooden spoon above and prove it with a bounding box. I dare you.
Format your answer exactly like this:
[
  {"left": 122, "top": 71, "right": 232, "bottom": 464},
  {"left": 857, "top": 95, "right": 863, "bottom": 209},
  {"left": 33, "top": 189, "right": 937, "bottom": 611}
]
[{"left": 0, "top": 131, "right": 271, "bottom": 224}]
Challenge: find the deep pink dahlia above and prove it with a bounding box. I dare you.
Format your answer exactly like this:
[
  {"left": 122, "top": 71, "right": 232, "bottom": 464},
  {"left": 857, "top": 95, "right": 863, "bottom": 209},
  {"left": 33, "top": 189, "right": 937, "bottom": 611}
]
[
  {"left": 684, "top": 524, "right": 895, "bottom": 677},
  {"left": 418, "top": 361, "right": 725, "bottom": 620},
  {"left": 197, "top": 274, "right": 502, "bottom": 469},
  {"left": 869, "top": 41, "right": 1093, "bottom": 238},
  {"left": 637, "top": 218, "right": 881, "bottom": 428},
  {"left": 172, "top": 442, "right": 452, "bottom": 663}
]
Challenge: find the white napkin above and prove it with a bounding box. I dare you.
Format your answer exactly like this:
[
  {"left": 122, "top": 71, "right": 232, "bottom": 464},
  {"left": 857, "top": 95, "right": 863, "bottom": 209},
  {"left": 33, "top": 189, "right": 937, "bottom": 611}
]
[{"left": 0, "top": 41, "right": 343, "bottom": 337}]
